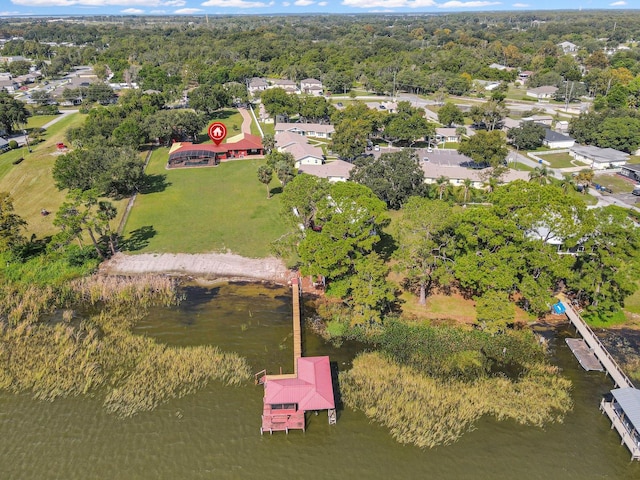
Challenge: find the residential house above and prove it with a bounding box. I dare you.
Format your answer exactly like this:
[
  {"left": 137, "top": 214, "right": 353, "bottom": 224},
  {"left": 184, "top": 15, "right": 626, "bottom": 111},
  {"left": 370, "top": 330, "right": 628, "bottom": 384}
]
[
  {"left": 501, "top": 117, "right": 522, "bottom": 131},
  {"left": 619, "top": 164, "right": 640, "bottom": 183},
  {"left": 0, "top": 55, "right": 27, "bottom": 64},
  {"left": 0, "top": 137, "right": 9, "bottom": 153},
  {"left": 271, "top": 79, "right": 299, "bottom": 94},
  {"left": 275, "top": 122, "right": 334, "bottom": 139},
  {"left": 300, "top": 78, "right": 323, "bottom": 96},
  {"left": 521, "top": 114, "right": 554, "bottom": 126},
  {"left": 569, "top": 145, "right": 629, "bottom": 170},
  {"left": 420, "top": 161, "right": 529, "bottom": 189},
  {"left": 248, "top": 77, "right": 268, "bottom": 97},
  {"left": 526, "top": 86, "right": 558, "bottom": 99},
  {"left": 276, "top": 131, "right": 325, "bottom": 168},
  {"left": 299, "top": 159, "right": 354, "bottom": 182},
  {"left": 558, "top": 41, "right": 578, "bottom": 54},
  {"left": 544, "top": 129, "right": 575, "bottom": 149},
  {"left": 0, "top": 77, "right": 18, "bottom": 94},
  {"left": 435, "top": 127, "right": 461, "bottom": 144},
  {"left": 489, "top": 63, "right": 512, "bottom": 71},
  {"left": 518, "top": 70, "right": 534, "bottom": 82}
]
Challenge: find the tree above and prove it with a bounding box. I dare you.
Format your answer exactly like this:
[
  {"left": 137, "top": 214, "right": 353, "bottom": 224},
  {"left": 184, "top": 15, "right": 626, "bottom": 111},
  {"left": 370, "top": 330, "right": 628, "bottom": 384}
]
[
  {"left": 475, "top": 290, "right": 515, "bottom": 334},
  {"left": 0, "top": 92, "right": 29, "bottom": 135},
  {"left": 298, "top": 182, "right": 389, "bottom": 297},
  {"left": 438, "top": 102, "right": 464, "bottom": 127},
  {"left": 85, "top": 83, "right": 116, "bottom": 105},
  {"left": 394, "top": 198, "right": 455, "bottom": 305},
  {"left": 275, "top": 161, "right": 295, "bottom": 188},
  {"left": 331, "top": 117, "right": 372, "bottom": 160},
  {"left": 257, "top": 165, "right": 273, "bottom": 199},
  {"left": 384, "top": 102, "right": 434, "bottom": 145},
  {"left": 188, "top": 84, "right": 232, "bottom": 115},
  {"left": 280, "top": 174, "right": 330, "bottom": 230},
  {"left": 457, "top": 130, "right": 508, "bottom": 173},
  {"left": 0, "top": 193, "right": 26, "bottom": 253},
  {"left": 349, "top": 252, "right": 396, "bottom": 325},
  {"left": 262, "top": 133, "right": 275, "bottom": 153},
  {"left": 528, "top": 166, "right": 552, "bottom": 185},
  {"left": 260, "top": 87, "right": 299, "bottom": 117},
  {"left": 507, "top": 121, "right": 545, "bottom": 150},
  {"left": 30, "top": 90, "right": 52, "bottom": 106},
  {"left": 349, "top": 150, "right": 425, "bottom": 209},
  {"left": 568, "top": 206, "right": 640, "bottom": 320}
]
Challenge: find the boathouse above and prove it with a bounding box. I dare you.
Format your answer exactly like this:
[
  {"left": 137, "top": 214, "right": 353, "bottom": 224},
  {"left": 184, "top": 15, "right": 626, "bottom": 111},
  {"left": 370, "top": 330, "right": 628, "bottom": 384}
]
[
  {"left": 257, "top": 279, "right": 337, "bottom": 434},
  {"left": 167, "top": 134, "right": 264, "bottom": 168},
  {"left": 261, "top": 356, "right": 336, "bottom": 434},
  {"left": 600, "top": 388, "right": 640, "bottom": 460}
]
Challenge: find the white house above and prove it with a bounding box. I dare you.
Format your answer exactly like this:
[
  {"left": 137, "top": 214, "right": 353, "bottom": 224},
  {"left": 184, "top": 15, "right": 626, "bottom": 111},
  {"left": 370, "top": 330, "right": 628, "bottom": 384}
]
[
  {"left": 435, "top": 127, "right": 461, "bottom": 143},
  {"left": 569, "top": 145, "right": 629, "bottom": 170},
  {"left": 270, "top": 79, "right": 299, "bottom": 94},
  {"left": 420, "top": 162, "right": 529, "bottom": 189},
  {"left": 300, "top": 78, "right": 323, "bottom": 96},
  {"left": 544, "top": 129, "right": 575, "bottom": 149},
  {"left": 526, "top": 86, "right": 558, "bottom": 99},
  {"left": 558, "top": 41, "right": 578, "bottom": 54},
  {"left": 521, "top": 115, "right": 554, "bottom": 126},
  {"left": 248, "top": 77, "right": 268, "bottom": 97},
  {"left": 276, "top": 131, "right": 325, "bottom": 168},
  {"left": 299, "top": 159, "right": 354, "bottom": 182},
  {"left": 275, "top": 122, "right": 334, "bottom": 139}
]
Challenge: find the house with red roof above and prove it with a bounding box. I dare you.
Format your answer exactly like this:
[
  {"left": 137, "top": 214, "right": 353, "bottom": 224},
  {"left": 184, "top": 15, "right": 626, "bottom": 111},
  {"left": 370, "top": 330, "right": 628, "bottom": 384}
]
[{"left": 167, "top": 134, "right": 264, "bottom": 168}]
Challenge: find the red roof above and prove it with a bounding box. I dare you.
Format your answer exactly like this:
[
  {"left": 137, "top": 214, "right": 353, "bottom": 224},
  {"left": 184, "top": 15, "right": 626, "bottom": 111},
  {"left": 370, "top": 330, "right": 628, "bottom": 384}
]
[
  {"left": 264, "top": 356, "right": 335, "bottom": 411},
  {"left": 170, "top": 134, "right": 263, "bottom": 154}
]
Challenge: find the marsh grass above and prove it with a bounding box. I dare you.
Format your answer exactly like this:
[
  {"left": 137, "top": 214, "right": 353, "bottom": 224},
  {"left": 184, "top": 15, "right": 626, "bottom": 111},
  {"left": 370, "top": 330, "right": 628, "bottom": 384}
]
[
  {"left": 0, "top": 275, "right": 251, "bottom": 417},
  {"left": 340, "top": 352, "right": 572, "bottom": 448}
]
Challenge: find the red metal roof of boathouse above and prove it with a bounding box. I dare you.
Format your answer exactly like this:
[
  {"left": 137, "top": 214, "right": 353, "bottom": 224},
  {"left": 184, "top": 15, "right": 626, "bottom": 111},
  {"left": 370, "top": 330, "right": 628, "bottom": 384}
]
[{"left": 264, "top": 356, "right": 335, "bottom": 411}]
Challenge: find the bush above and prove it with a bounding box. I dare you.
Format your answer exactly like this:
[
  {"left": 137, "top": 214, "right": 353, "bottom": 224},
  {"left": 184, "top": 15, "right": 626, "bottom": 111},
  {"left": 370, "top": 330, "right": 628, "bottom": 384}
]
[{"left": 8, "top": 140, "right": 18, "bottom": 149}]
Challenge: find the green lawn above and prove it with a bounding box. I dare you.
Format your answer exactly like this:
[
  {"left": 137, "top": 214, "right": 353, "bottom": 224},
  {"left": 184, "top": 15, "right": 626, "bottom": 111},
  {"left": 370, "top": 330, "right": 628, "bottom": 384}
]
[
  {"left": 26, "top": 114, "right": 59, "bottom": 130},
  {"left": 627, "top": 155, "right": 640, "bottom": 165},
  {"left": 0, "top": 112, "right": 131, "bottom": 239},
  {"left": 593, "top": 174, "right": 635, "bottom": 194},
  {"left": 510, "top": 162, "right": 533, "bottom": 172},
  {"left": 122, "top": 149, "right": 288, "bottom": 257},
  {"left": 540, "top": 152, "right": 584, "bottom": 169}
]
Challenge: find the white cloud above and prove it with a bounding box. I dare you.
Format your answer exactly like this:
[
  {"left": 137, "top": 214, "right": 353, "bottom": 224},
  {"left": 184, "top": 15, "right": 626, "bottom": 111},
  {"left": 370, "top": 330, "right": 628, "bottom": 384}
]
[
  {"left": 610, "top": 1, "right": 626, "bottom": 5},
  {"left": 13, "top": 0, "right": 184, "bottom": 6},
  {"left": 512, "top": 2, "right": 529, "bottom": 6},
  {"left": 294, "top": 0, "right": 314, "bottom": 5},
  {"left": 318, "top": 0, "right": 327, "bottom": 4},
  {"left": 121, "top": 7, "right": 144, "bottom": 12},
  {"left": 438, "top": 1, "right": 501, "bottom": 7},
  {"left": 0, "top": 10, "right": 24, "bottom": 15},
  {"left": 342, "top": 0, "right": 436, "bottom": 7},
  {"left": 149, "top": 9, "right": 166, "bottom": 12},
  {"left": 201, "top": 0, "right": 268, "bottom": 7},
  {"left": 174, "top": 7, "right": 202, "bottom": 12},
  {"left": 282, "top": 1, "right": 290, "bottom": 4}
]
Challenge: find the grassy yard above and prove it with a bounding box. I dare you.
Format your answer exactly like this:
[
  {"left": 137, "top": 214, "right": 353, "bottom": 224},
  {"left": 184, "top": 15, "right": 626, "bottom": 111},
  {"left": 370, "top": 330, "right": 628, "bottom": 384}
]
[
  {"left": 627, "top": 155, "right": 640, "bottom": 165},
  {"left": 593, "top": 174, "right": 635, "bottom": 194},
  {"left": 25, "top": 114, "right": 59, "bottom": 130},
  {"left": 541, "top": 152, "right": 585, "bottom": 169},
  {"left": 510, "top": 162, "right": 534, "bottom": 172},
  {"left": 0, "top": 112, "right": 127, "bottom": 239},
  {"left": 122, "top": 148, "right": 288, "bottom": 257}
]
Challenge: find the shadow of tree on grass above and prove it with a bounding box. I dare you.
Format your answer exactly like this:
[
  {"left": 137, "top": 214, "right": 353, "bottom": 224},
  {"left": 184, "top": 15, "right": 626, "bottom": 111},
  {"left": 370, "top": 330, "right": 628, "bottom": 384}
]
[
  {"left": 139, "top": 174, "right": 171, "bottom": 194},
  {"left": 120, "top": 226, "right": 157, "bottom": 251}
]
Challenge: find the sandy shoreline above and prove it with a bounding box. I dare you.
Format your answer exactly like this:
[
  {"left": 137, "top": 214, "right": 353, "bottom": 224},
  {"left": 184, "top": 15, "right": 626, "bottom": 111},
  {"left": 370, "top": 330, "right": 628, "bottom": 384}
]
[{"left": 100, "top": 252, "right": 290, "bottom": 284}]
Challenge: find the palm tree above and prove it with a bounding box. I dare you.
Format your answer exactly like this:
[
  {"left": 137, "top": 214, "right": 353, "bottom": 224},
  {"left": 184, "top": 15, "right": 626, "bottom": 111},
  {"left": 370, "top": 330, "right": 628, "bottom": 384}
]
[
  {"left": 435, "top": 175, "right": 451, "bottom": 200},
  {"left": 257, "top": 165, "right": 273, "bottom": 199},
  {"left": 529, "top": 166, "right": 552, "bottom": 185}
]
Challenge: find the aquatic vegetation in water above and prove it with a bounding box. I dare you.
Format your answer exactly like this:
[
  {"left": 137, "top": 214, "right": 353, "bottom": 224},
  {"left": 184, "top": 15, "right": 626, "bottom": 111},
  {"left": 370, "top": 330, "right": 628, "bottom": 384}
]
[
  {"left": 0, "top": 275, "right": 251, "bottom": 417},
  {"left": 340, "top": 352, "right": 573, "bottom": 449}
]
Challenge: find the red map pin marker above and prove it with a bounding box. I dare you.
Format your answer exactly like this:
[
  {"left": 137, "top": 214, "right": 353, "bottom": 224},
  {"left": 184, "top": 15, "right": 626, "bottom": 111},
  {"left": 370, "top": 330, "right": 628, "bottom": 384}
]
[{"left": 208, "top": 122, "right": 227, "bottom": 145}]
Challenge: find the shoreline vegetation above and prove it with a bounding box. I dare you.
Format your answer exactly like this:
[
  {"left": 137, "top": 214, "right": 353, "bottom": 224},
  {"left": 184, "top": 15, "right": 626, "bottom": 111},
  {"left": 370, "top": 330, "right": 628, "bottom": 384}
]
[{"left": 0, "top": 273, "right": 251, "bottom": 417}]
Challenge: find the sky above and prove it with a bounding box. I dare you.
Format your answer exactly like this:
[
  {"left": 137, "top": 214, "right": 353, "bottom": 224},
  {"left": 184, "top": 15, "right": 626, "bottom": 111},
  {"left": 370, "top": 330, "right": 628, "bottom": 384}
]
[{"left": 0, "top": 0, "right": 636, "bottom": 19}]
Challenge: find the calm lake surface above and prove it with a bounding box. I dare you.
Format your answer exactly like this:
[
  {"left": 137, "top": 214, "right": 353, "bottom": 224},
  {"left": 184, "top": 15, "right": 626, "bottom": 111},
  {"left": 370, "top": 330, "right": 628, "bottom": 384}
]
[{"left": 2, "top": 282, "right": 640, "bottom": 480}]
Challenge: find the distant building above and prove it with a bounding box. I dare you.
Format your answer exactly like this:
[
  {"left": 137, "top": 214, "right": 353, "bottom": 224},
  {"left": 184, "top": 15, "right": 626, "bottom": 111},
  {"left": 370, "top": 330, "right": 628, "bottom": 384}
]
[
  {"left": 420, "top": 161, "right": 529, "bottom": 189},
  {"left": 619, "top": 164, "right": 640, "bottom": 183},
  {"left": 526, "top": 86, "right": 558, "bottom": 99},
  {"left": 569, "top": 145, "right": 629, "bottom": 170},
  {"left": 300, "top": 78, "right": 323, "bottom": 96},
  {"left": 544, "top": 129, "right": 575, "bottom": 149},
  {"left": 275, "top": 122, "right": 334, "bottom": 139},
  {"left": 435, "top": 127, "right": 462, "bottom": 143},
  {"left": 248, "top": 77, "right": 268, "bottom": 97},
  {"left": 270, "top": 79, "right": 299, "bottom": 94},
  {"left": 521, "top": 114, "right": 554, "bottom": 126},
  {"left": 298, "top": 159, "right": 354, "bottom": 182},
  {"left": 276, "top": 131, "right": 325, "bottom": 168},
  {"left": 558, "top": 41, "right": 578, "bottom": 54}
]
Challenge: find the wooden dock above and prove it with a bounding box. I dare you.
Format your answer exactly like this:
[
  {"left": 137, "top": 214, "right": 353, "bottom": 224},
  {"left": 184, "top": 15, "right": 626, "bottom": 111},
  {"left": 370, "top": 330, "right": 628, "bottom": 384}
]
[
  {"left": 557, "top": 295, "right": 633, "bottom": 389},
  {"left": 292, "top": 280, "right": 302, "bottom": 374},
  {"left": 565, "top": 338, "right": 604, "bottom": 372}
]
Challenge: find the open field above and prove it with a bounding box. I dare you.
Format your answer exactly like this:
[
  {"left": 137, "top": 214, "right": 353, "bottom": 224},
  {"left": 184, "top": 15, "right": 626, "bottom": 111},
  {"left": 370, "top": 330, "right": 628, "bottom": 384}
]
[
  {"left": 122, "top": 148, "right": 288, "bottom": 257},
  {"left": 594, "top": 174, "right": 635, "bottom": 194},
  {"left": 25, "top": 114, "right": 59, "bottom": 130},
  {"left": 0, "top": 113, "right": 128, "bottom": 238}
]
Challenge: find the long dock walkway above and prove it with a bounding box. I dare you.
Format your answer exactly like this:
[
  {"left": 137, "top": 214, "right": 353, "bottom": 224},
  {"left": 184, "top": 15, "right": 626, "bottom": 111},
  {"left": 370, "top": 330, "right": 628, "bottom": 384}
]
[
  {"left": 292, "top": 280, "right": 302, "bottom": 374},
  {"left": 557, "top": 295, "right": 634, "bottom": 389}
]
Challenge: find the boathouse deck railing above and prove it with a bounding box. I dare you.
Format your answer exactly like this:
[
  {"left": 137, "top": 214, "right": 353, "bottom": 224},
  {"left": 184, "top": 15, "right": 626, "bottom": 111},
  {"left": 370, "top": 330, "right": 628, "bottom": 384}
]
[
  {"left": 558, "top": 296, "right": 634, "bottom": 389},
  {"left": 600, "top": 398, "right": 640, "bottom": 461}
]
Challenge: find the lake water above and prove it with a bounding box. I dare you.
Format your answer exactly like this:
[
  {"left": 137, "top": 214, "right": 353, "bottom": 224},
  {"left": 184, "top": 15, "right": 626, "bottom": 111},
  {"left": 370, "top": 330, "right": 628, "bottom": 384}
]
[{"left": 1, "top": 283, "right": 640, "bottom": 480}]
